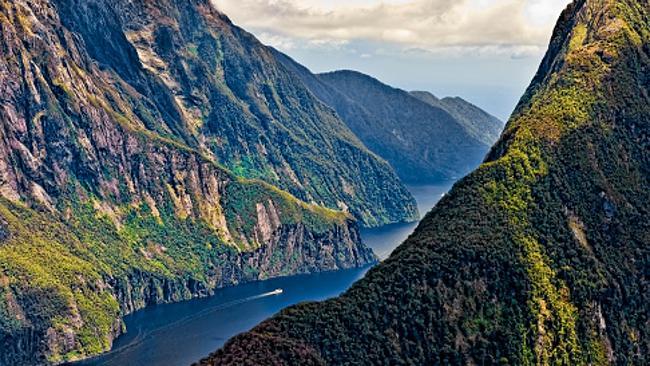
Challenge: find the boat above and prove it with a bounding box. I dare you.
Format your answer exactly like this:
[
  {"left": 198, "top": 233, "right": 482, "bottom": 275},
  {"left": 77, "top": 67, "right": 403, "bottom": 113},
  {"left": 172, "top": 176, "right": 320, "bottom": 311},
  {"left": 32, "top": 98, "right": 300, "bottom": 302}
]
[{"left": 270, "top": 289, "right": 283, "bottom": 295}]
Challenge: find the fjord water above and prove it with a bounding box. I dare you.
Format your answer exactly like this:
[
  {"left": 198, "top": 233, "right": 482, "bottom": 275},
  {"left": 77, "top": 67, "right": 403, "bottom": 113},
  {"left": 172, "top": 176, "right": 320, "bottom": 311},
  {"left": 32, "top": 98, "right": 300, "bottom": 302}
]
[
  {"left": 74, "top": 267, "right": 372, "bottom": 366},
  {"left": 76, "top": 183, "right": 453, "bottom": 366},
  {"left": 361, "top": 184, "right": 454, "bottom": 260}
]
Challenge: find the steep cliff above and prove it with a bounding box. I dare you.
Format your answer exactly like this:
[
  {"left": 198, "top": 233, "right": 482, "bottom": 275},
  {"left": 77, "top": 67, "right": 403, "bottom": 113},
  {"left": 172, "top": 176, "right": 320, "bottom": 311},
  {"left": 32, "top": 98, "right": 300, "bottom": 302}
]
[
  {"left": 47, "top": 0, "right": 417, "bottom": 228},
  {"left": 0, "top": 0, "right": 377, "bottom": 364},
  {"left": 204, "top": 0, "right": 650, "bottom": 364},
  {"left": 272, "top": 49, "right": 503, "bottom": 183}
]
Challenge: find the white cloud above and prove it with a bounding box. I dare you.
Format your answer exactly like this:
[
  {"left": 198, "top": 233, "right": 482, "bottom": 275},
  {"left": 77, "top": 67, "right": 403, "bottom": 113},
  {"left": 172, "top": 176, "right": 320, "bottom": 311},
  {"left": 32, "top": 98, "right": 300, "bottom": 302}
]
[
  {"left": 307, "top": 38, "right": 350, "bottom": 49},
  {"left": 256, "top": 32, "right": 297, "bottom": 50},
  {"left": 212, "top": 0, "right": 572, "bottom": 56}
]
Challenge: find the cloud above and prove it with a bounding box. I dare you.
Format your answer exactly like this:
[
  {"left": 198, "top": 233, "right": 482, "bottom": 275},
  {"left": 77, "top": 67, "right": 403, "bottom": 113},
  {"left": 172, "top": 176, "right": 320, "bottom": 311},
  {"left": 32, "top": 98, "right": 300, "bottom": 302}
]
[
  {"left": 256, "top": 32, "right": 297, "bottom": 50},
  {"left": 307, "top": 38, "right": 350, "bottom": 49},
  {"left": 212, "top": 0, "right": 572, "bottom": 56}
]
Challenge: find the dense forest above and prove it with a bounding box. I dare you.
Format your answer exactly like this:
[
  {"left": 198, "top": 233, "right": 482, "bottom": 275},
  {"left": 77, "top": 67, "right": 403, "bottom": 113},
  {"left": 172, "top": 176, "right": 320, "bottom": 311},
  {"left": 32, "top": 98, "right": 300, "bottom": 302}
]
[{"left": 202, "top": 0, "right": 650, "bottom": 364}]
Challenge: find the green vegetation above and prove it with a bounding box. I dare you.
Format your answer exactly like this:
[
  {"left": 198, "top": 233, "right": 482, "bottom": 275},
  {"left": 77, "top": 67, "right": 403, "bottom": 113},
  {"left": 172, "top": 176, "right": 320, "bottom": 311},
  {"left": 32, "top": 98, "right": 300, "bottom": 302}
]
[
  {"left": 224, "top": 178, "right": 349, "bottom": 242},
  {"left": 0, "top": 171, "right": 364, "bottom": 364},
  {"left": 273, "top": 54, "right": 503, "bottom": 184},
  {"left": 186, "top": 43, "right": 199, "bottom": 58},
  {"left": 140, "top": 0, "right": 419, "bottom": 227},
  {"left": 0, "top": 0, "right": 380, "bottom": 364},
  {"left": 0, "top": 200, "right": 121, "bottom": 363},
  {"left": 204, "top": 1, "right": 650, "bottom": 365},
  {"left": 569, "top": 24, "right": 588, "bottom": 52}
]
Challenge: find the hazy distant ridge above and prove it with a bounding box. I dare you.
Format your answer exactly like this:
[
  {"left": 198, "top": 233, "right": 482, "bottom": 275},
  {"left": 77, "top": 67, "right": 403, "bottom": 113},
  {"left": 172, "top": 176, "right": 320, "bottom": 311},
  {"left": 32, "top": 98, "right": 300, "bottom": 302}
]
[{"left": 273, "top": 49, "right": 503, "bottom": 183}]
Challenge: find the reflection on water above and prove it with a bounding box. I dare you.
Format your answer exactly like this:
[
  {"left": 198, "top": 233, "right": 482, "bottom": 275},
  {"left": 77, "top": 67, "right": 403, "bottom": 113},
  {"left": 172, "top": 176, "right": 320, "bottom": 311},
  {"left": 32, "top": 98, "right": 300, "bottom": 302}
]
[{"left": 74, "top": 183, "right": 454, "bottom": 366}]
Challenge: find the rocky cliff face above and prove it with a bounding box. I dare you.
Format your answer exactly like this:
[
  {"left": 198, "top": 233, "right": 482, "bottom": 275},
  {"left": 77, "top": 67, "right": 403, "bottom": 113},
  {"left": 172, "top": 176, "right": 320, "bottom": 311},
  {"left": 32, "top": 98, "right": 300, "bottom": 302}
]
[
  {"left": 0, "top": 0, "right": 377, "bottom": 364},
  {"left": 203, "top": 0, "right": 649, "bottom": 364},
  {"left": 272, "top": 49, "right": 503, "bottom": 184},
  {"left": 0, "top": 197, "right": 372, "bottom": 366},
  {"left": 47, "top": 0, "right": 417, "bottom": 228}
]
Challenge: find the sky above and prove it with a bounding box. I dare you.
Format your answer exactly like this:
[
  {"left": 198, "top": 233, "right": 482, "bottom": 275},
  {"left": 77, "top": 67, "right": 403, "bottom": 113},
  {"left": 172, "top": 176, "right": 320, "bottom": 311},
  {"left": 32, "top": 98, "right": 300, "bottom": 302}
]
[{"left": 212, "top": 0, "right": 573, "bottom": 120}]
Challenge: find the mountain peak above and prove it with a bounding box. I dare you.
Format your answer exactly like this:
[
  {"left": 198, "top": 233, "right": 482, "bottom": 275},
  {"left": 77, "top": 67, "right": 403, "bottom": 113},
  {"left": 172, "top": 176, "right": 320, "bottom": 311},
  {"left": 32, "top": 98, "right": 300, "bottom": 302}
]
[
  {"left": 493, "top": 0, "right": 649, "bottom": 160},
  {"left": 410, "top": 90, "right": 440, "bottom": 102},
  {"left": 410, "top": 91, "right": 504, "bottom": 145},
  {"left": 275, "top": 57, "right": 504, "bottom": 183}
]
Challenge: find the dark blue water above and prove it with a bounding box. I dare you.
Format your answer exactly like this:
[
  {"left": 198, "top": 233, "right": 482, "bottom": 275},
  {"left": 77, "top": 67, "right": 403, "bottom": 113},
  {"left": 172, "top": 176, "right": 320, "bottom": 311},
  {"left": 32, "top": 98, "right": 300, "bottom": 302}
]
[
  {"left": 74, "top": 267, "right": 371, "bottom": 366},
  {"left": 361, "top": 183, "right": 453, "bottom": 259},
  {"left": 76, "top": 183, "right": 453, "bottom": 366}
]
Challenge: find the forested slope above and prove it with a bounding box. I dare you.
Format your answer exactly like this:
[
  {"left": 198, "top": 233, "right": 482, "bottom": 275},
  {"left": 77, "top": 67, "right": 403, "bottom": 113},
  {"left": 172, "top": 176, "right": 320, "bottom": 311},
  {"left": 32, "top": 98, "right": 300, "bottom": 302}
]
[
  {"left": 0, "top": 0, "right": 386, "bottom": 364},
  {"left": 203, "top": 0, "right": 650, "bottom": 364}
]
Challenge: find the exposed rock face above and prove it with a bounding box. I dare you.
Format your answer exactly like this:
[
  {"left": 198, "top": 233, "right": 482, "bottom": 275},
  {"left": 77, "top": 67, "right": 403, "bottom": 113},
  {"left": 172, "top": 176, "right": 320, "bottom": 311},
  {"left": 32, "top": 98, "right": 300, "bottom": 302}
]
[
  {"left": 0, "top": 0, "right": 377, "bottom": 364},
  {"left": 272, "top": 49, "right": 504, "bottom": 184},
  {"left": 203, "top": 0, "right": 650, "bottom": 365},
  {"left": 46, "top": 0, "right": 417, "bottom": 228}
]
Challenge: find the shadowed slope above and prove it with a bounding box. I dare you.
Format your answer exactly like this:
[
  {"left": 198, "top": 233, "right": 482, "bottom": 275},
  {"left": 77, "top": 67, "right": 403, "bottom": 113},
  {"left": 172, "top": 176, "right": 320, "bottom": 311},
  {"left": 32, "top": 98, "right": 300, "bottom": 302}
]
[{"left": 272, "top": 50, "right": 503, "bottom": 184}]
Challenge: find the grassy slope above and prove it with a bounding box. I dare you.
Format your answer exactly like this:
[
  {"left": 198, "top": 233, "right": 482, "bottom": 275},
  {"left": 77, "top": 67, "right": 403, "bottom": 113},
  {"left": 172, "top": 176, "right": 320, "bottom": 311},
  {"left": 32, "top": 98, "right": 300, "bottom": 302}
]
[{"left": 203, "top": 0, "right": 650, "bottom": 364}]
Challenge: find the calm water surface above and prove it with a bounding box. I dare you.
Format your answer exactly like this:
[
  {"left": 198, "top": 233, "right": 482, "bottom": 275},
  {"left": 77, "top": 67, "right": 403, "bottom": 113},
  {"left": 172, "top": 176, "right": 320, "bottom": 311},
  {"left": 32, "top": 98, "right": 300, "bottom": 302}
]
[
  {"left": 76, "top": 182, "right": 454, "bottom": 366},
  {"left": 361, "top": 183, "right": 454, "bottom": 259}
]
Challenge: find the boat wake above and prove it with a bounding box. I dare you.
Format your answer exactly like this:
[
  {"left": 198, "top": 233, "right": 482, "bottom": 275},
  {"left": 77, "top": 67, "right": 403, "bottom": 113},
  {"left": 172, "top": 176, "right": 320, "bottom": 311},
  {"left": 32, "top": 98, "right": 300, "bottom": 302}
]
[{"left": 85, "top": 289, "right": 284, "bottom": 365}]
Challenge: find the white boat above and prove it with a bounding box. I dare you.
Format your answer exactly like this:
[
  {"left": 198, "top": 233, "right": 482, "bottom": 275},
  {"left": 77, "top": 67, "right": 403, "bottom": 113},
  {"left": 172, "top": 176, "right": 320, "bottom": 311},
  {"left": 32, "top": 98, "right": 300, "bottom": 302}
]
[{"left": 270, "top": 288, "right": 283, "bottom": 295}]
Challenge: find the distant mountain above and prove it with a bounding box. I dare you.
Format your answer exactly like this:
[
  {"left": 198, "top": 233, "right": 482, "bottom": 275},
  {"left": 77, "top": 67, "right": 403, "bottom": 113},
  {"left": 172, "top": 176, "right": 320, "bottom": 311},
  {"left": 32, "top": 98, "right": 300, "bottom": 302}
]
[
  {"left": 273, "top": 50, "right": 503, "bottom": 183},
  {"left": 410, "top": 91, "right": 503, "bottom": 146},
  {"left": 204, "top": 0, "right": 650, "bottom": 364}
]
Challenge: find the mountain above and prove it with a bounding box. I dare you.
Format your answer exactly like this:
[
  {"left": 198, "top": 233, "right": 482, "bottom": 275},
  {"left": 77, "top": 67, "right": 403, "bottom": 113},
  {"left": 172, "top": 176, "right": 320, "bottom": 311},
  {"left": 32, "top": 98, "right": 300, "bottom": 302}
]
[
  {"left": 410, "top": 91, "right": 503, "bottom": 146},
  {"left": 56, "top": 0, "right": 418, "bottom": 229},
  {"left": 202, "top": 0, "right": 650, "bottom": 364},
  {"left": 272, "top": 50, "right": 503, "bottom": 183},
  {"left": 0, "top": 0, "right": 410, "bottom": 363}
]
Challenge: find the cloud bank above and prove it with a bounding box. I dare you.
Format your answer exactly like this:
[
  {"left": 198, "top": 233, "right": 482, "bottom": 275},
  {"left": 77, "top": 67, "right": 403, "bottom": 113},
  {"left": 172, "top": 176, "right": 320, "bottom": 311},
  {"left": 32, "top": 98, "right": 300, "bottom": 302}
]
[{"left": 213, "top": 0, "right": 572, "bottom": 57}]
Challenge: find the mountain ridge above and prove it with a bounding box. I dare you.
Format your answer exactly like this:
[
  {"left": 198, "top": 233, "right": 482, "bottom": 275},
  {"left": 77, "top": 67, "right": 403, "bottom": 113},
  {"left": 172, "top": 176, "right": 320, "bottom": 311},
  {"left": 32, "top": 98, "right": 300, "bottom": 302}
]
[
  {"left": 410, "top": 90, "right": 504, "bottom": 146},
  {"left": 202, "top": 0, "right": 650, "bottom": 364},
  {"left": 52, "top": 0, "right": 418, "bottom": 228},
  {"left": 271, "top": 50, "right": 504, "bottom": 183}
]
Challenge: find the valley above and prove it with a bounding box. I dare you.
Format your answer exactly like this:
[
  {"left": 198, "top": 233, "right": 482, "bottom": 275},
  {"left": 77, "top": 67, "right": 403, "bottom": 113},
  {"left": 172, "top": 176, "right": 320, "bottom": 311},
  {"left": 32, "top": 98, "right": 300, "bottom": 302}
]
[
  {"left": 1, "top": 0, "right": 647, "bottom": 365},
  {"left": 74, "top": 184, "right": 454, "bottom": 366}
]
